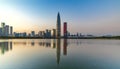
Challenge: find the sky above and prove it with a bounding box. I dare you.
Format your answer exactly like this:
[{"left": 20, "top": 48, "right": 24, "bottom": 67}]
[{"left": 0, "top": 0, "right": 120, "bottom": 35}]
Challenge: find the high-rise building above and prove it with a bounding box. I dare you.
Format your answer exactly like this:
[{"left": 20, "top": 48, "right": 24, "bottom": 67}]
[
  {"left": 0, "top": 28, "right": 2, "bottom": 36},
  {"left": 45, "top": 29, "right": 49, "bottom": 37},
  {"left": 10, "top": 26, "right": 13, "bottom": 36},
  {"left": 63, "top": 22, "right": 67, "bottom": 38},
  {"left": 38, "top": 31, "right": 45, "bottom": 37},
  {"left": 38, "top": 31, "right": 42, "bottom": 37},
  {"left": 45, "top": 29, "right": 51, "bottom": 38},
  {"left": 51, "top": 29, "right": 56, "bottom": 38},
  {"left": 5, "top": 25, "right": 9, "bottom": 36},
  {"left": 1, "top": 22, "right": 5, "bottom": 28},
  {"left": 48, "top": 30, "right": 51, "bottom": 37},
  {"left": 31, "top": 31, "right": 35, "bottom": 37},
  {"left": 56, "top": 12, "right": 61, "bottom": 38},
  {"left": 1, "top": 22, "right": 5, "bottom": 36}
]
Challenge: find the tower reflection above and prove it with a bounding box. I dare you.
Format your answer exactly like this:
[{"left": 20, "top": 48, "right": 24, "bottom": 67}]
[
  {"left": 63, "top": 39, "right": 67, "bottom": 55},
  {"left": 56, "top": 39, "right": 68, "bottom": 65},
  {"left": 56, "top": 39, "right": 61, "bottom": 64},
  {"left": 51, "top": 39, "right": 56, "bottom": 48},
  {"left": 10, "top": 42, "right": 12, "bottom": 50}
]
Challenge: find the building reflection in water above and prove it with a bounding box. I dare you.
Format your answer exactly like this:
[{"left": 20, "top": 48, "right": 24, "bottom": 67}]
[
  {"left": 56, "top": 39, "right": 61, "bottom": 64},
  {"left": 0, "top": 42, "right": 12, "bottom": 54},
  {"left": 0, "top": 39, "right": 68, "bottom": 64},
  {"left": 51, "top": 39, "right": 56, "bottom": 48},
  {"left": 10, "top": 42, "right": 12, "bottom": 50},
  {"left": 31, "top": 41, "right": 35, "bottom": 46},
  {"left": 13, "top": 42, "right": 27, "bottom": 45},
  {"left": 56, "top": 39, "right": 68, "bottom": 64},
  {"left": 63, "top": 39, "right": 67, "bottom": 55}
]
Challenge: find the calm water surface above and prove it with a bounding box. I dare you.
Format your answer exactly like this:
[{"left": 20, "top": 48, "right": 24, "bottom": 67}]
[{"left": 0, "top": 39, "right": 120, "bottom": 69}]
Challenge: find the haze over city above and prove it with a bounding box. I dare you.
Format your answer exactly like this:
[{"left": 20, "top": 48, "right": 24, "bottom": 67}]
[{"left": 0, "top": 0, "right": 120, "bottom": 35}]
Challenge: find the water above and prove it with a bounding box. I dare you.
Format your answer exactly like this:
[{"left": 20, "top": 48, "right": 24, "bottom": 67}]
[{"left": 0, "top": 39, "right": 120, "bottom": 69}]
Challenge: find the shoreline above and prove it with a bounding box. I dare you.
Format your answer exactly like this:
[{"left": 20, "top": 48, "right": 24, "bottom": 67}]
[{"left": 0, "top": 36, "right": 120, "bottom": 39}]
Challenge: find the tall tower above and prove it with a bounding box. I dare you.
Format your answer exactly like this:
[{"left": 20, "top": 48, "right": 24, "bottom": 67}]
[
  {"left": 63, "top": 22, "right": 67, "bottom": 38},
  {"left": 56, "top": 12, "right": 61, "bottom": 38}
]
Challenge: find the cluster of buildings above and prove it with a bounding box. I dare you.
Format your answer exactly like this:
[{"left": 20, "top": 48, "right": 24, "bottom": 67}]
[
  {"left": 13, "top": 29, "right": 56, "bottom": 38},
  {"left": 2, "top": 12, "right": 91, "bottom": 38},
  {"left": 0, "top": 22, "right": 13, "bottom": 37},
  {"left": 13, "top": 12, "right": 68, "bottom": 38}
]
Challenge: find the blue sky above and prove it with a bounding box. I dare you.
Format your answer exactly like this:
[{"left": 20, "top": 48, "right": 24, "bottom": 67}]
[{"left": 0, "top": 0, "right": 120, "bottom": 35}]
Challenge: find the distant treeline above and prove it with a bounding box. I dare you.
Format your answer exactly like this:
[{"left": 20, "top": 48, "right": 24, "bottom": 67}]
[{"left": 0, "top": 36, "right": 120, "bottom": 39}]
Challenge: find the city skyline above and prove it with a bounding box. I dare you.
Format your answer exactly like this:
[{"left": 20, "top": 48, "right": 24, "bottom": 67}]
[{"left": 0, "top": 0, "right": 120, "bottom": 35}]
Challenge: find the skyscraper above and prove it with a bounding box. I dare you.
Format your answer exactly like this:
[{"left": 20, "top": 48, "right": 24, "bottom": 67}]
[
  {"left": 56, "top": 12, "right": 61, "bottom": 38},
  {"left": 63, "top": 22, "right": 67, "bottom": 38},
  {"left": 10, "top": 26, "right": 13, "bottom": 36},
  {"left": 1, "top": 22, "right": 5, "bottom": 28},
  {"left": 51, "top": 29, "right": 56, "bottom": 38},
  {"left": 1, "top": 22, "right": 5, "bottom": 36},
  {"left": 0, "top": 28, "right": 2, "bottom": 36},
  {"left": 5, "top": 25, "right": 9, "bottom": 36}
]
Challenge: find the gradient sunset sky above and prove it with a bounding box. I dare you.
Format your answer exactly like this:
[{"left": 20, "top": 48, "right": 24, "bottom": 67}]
[{"left": 0, "top": 0, "right": 120, "bottom": 35}]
